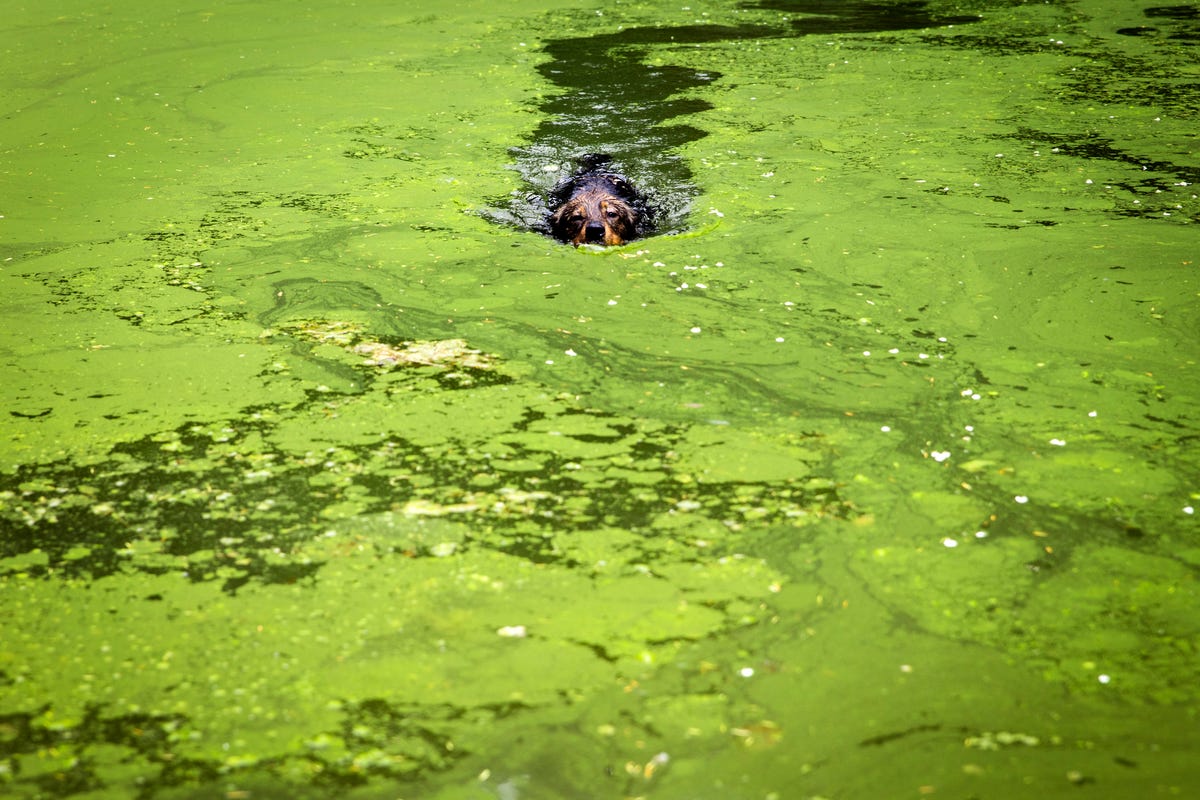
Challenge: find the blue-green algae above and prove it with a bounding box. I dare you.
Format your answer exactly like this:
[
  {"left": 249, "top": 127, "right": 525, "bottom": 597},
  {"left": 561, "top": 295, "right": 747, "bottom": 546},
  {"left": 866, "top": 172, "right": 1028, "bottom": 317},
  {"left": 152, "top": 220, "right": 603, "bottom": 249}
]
[{"left": 2, "top": 1, "right": 1197, "bottom": 798}]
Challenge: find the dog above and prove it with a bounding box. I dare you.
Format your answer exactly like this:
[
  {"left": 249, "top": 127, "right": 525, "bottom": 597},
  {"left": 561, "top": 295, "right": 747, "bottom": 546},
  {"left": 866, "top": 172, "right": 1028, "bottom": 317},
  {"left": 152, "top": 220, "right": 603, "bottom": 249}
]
[{"left": 547, "top": 155, "right": 651, "bottom": 246}]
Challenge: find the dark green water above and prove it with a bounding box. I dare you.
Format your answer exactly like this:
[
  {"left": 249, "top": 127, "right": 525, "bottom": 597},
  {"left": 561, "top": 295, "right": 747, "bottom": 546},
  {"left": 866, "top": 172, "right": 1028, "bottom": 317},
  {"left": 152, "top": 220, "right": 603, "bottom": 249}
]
[{"left": 1, "top": 1, "right": 1197, "bottom": 798}]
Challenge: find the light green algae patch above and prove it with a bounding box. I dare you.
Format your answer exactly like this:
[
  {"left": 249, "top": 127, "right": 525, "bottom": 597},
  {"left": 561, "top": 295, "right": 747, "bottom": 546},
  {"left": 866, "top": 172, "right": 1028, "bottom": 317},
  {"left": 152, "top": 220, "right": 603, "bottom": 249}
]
[
  {"left": 1, "top": 540, "right": 782, "bottom": 770},
  {"left": 853, "top": 537, "right": 1199, "bottom": 704}
]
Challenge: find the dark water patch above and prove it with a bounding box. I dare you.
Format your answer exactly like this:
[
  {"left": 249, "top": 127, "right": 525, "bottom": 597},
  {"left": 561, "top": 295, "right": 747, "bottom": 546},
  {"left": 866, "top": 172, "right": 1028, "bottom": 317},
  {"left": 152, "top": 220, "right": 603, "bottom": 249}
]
[
  {"left": 1017, "top": 127, "right": 1200, "bottom": 186},
  {"left": 748, "top": 0, "right": 980, "bottom": 35},
  {"left": 0, "top": 420, "right": 321, "bottom": 590},
  {"left": 0, "top": 705, "right": 198, "bottom": 796},
  {"left": 1147, "top": 4, "right": 1200, "bottom": 18},
  {"left": 1141, "top": 4, "right": 1200, "bottom": 42},
  {"left": 926, "top": 6, "right": 1199, "bottom": 112},
  {"left": 915, "top": 29, "right": 1074, "bottom": 57},
  {"left": 1116, "top": 25, "right": 1159, "bottom": 38},
  {"left": 0, "top": 389, "right": 848, "bottom": 589},
  {"left": 0, "top": 699, "right": 519, "bottom": 797},
  {"left": 1058, "top": 54, "right": 1200, "bottom": 116},
  {"left": 491, "top": 2, "right": 980, "bottom": 241},
  {"left": 1013, "top": 127, "right": 1199, "bottom": 222}
]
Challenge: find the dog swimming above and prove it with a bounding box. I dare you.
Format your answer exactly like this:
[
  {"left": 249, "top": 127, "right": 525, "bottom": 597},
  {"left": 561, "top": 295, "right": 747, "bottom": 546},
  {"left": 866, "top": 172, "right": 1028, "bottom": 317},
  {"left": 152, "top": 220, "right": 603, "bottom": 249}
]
[{"left": 546, "top": 154, "right": 653, "bottom": 247}]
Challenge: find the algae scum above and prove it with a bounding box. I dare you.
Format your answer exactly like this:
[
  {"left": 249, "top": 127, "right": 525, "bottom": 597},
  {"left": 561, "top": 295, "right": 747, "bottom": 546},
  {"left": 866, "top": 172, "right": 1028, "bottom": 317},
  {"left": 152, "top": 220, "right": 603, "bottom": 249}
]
[{"left": 2, "top": 1, "right": 1199, "bottom": 798}]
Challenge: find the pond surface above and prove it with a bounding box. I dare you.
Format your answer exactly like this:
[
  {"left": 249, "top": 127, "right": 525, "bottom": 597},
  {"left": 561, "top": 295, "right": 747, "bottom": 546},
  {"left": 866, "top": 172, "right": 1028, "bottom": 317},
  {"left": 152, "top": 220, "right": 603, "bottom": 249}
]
[{"left": 2, "top": 1, "right": 1197, "bottom": 797}]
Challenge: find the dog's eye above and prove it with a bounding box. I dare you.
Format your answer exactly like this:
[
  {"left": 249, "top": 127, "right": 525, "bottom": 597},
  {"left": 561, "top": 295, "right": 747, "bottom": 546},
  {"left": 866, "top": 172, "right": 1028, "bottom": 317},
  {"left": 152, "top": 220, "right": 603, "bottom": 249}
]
[{"left": 605, "top": 210, "right": 621, "bottom": 220}]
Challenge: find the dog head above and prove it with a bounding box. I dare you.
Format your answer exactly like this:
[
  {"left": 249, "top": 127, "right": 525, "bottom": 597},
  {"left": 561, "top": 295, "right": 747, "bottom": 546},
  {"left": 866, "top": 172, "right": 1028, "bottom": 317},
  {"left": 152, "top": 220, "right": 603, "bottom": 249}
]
[
  {"left": 549, "top": 176, "right": 641, "bottom": 246},
  {"left": 547, "top": 157, "right": 650, "bottom": 246}
]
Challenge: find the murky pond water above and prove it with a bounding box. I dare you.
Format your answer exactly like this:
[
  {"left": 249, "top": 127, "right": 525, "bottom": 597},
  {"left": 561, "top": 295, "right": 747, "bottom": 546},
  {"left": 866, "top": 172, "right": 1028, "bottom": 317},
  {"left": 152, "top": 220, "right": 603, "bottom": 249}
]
[{"left": 2, "top": 1, "right": 1197, "bottom": 797}]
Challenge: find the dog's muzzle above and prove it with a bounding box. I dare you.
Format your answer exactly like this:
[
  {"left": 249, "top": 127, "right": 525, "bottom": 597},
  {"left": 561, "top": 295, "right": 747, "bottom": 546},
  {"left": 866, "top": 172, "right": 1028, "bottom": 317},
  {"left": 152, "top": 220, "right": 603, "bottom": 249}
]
[{"left": 584, "top": 222, "right": 607, "bottom": 243}]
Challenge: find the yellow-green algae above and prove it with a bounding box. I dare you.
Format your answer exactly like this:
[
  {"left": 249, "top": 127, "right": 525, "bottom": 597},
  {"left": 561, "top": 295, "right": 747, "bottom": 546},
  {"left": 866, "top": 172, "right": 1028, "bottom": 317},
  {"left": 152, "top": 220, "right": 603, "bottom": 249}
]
[{"left": 2, "top": 0, "right": 1198, "bottom": 797}]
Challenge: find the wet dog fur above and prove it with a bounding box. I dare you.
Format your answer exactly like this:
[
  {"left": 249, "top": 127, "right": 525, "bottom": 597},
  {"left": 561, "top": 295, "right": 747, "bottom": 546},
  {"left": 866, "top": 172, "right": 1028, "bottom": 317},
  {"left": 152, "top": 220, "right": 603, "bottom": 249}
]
[{"left": 548, "top": 155, "right": 651, "bottom": 246}]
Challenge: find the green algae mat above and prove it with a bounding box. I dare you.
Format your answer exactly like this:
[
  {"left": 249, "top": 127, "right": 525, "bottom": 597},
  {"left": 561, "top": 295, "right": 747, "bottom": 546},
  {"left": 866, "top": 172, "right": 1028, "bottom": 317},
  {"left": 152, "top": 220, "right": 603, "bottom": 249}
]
[{"left": 2, "top": 1, "right": 1197, "bottom": 798}]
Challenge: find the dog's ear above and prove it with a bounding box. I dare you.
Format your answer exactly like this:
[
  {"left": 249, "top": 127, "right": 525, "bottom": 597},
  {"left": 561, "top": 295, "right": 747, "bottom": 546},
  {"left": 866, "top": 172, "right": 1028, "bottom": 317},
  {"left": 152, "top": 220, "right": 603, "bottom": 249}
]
[
  {"left": 548, "top": 200, "right": 584, "bottom": 241},
  {"left": 548, "top": 204, "right": 567, "bottom": 234},
  {"left": 548, "top": 205, "right": 566, "bottom": 229}
]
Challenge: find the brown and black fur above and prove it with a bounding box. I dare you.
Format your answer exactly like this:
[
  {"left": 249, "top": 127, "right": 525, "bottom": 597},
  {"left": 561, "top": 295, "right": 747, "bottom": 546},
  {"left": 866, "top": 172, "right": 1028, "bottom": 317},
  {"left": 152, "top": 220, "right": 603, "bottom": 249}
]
[{"left": 548, "top": 155, "right": 651, "bottom": 247}]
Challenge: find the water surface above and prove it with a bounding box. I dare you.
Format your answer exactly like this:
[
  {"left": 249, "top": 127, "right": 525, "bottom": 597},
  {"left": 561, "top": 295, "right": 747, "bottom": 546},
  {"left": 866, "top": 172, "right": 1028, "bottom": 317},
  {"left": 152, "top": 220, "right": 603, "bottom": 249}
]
[{"left": 1, "top": 1, "right": 1197, "bottom": 798}]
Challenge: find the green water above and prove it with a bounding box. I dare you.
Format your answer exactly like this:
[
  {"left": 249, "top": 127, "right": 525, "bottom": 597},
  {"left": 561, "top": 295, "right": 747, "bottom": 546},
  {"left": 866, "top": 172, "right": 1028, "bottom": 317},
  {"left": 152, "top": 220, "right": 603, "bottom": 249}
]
[{"left": 2, "top": 0, "right": 1197, "bottom": 797}]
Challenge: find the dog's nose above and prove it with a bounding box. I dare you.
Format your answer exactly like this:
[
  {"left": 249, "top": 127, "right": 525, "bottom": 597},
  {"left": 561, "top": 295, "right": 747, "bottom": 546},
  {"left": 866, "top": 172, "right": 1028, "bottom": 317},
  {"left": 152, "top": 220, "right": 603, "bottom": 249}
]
[{"left": 584, "top": 222, "right": 606, "bottom": 242}]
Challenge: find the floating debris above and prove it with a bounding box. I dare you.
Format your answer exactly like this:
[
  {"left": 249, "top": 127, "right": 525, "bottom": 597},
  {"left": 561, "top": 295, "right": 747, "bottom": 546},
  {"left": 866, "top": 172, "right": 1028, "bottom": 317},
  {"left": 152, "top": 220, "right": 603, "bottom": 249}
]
[
  {"left": 277, "top": 320, "right": 496, "bottom": 372},
  {"left": 353, "top": 338, "right": 494, "bottom": 370}
]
